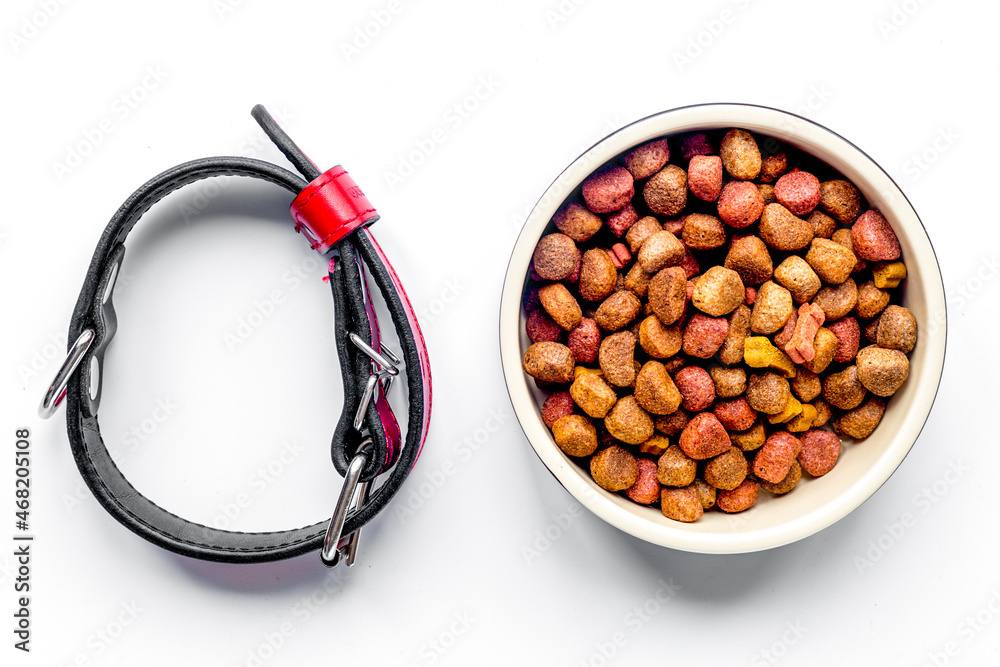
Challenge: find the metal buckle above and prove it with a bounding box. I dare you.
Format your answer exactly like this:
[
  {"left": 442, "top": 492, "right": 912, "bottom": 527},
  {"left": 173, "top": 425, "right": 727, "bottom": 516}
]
[
  {"left": 38, "top": 330, "right": 96, "bottom": 419},
  {"left": 321, "top": 334, "right": 401, "bottom": 568}
]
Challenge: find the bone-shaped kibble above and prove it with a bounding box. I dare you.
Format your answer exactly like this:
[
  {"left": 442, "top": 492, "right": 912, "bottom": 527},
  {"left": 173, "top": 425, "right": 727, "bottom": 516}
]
[{"left": 785, "top": 303, "right": 826, "bottom": 363}]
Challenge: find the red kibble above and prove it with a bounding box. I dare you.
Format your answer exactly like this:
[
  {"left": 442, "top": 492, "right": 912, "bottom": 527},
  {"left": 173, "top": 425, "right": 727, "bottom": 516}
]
[
  {"left": 713, "top": 397, "right": 757, "bottom": 431},
  {"left": 753, "top": 432, "right": 803, "bottom": 483},
  {"left": 745, "top": 286, "right": 757, "bottom": 305},
  {"left": 626, "top": 459, "right": 661, "bottom": 505},
  {"left": 567, "top": 317, "right": 601, "bottom": 363},
  {"left": 526, "top": 309, "right": 563, "bottom": 343},
  {"left": 679, "top": 132, "right": 713, "bottom": 159},
  {"left": 611, "top": 243, "right": 632, "bottom": 266},
  {"left": 663, "top": 217, "right": 684, "bottom": 235},
  {"left": 606, "top": 203, "right": 639, "bottom": 237},
  {"left": 678, "top": 412, "right": 732, "bottom": 460},
  {"left": 827, "top": 317, "right": 861, "bottom": 363},
  {"left": 774, "top": 170, "right": 821, "bottom": 216},
  {"left": 541, "top": 391, "right": 574, "bottom": 428},
  {"left": 688, "top": 155, "right": 723, "bottom": 202},
  {"left": 851, "top": 210, "right": 901, "bottom": 261},
  {"left": 717, "top": 180, "right": 765, "bottom": 228},
  {"left": 674, "top": 366, "right": 716, "bottom": 412},
  {"left": 682, "top": 314, "right": 729, "bottom": 359},
  {"left": 717, "top": 479, "right": 760, "bottom": 513},
  {"left": 582, "top": 166, "right": 635, "bottom": 214},
  {"left": 797, "top": 429, "right": 842, "bottom": 476}
]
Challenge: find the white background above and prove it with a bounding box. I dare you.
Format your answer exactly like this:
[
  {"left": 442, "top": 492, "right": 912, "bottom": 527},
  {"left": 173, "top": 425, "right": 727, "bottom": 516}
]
[{"left": 1, "top": 0, "right": 995, "bottom": 665}]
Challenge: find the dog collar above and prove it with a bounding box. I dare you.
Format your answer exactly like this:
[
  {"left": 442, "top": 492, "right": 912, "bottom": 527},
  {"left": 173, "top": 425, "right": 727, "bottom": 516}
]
[{"left": 39, "top": 105, "right": 432, "bottom": 566}]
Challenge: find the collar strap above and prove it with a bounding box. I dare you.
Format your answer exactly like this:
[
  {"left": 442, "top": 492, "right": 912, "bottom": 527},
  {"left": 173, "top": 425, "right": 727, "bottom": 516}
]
[{"left": 42, "top": 106, "right": 432, "bottom": 565}]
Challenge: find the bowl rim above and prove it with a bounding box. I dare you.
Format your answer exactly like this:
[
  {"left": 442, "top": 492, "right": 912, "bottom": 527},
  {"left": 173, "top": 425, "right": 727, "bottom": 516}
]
[{"left": 499, "top": 103, "right": 947, "bottom": 554}]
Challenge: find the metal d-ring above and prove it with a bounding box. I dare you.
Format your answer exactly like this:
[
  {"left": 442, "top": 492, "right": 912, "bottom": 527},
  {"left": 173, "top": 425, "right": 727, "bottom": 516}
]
[{"left": 38, "top": 330, "right": 95, "bottom": 419}]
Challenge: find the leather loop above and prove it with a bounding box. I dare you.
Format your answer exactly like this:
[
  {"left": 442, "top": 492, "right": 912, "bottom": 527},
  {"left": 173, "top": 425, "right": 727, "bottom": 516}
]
[{"left": 290, "top": 166, "right": 379, "bottom": 253}]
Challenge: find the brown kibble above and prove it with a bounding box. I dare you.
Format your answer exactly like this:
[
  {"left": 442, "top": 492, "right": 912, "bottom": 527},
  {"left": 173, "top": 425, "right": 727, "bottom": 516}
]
[
  {"left": 599, "top": 331, "right": 637, "bottom": 387},
  {"left": 864, "top": 316, "right": 881, "bottom": 343},
  {"left": 812, "top": 399, "right": 833, "bottom": 428},
  {"left": 773, "top": 255, "right": 822, "bottom": 303},
  {"left": 823, "top": 365, "right": 867, "bottom": 410},
  {"left": 649, "top": 266, "right": 688, "bottom": 325},
  {"left": 692, "top": 478, "right": 717, "bottom": 509},
  {"left": 730, "top": 421, "right": 767, "bottom": 451},
  {"left": 553, "top": 202, "right": 602, "bottom": 242},
  {"left": 638, "top": 230, "right": 686, "bottom": 273},
  {"left": 682, "top": 213, "right": 727, "bottom": 250},
  {"left": 683, "top": 314, "right": 730, "bottom": 359},
  {"left": 856, "top": 280, "right": 890, "bottom": 320},
  {"left": 692, "top": 266, "right": 745, "bottom": 317},
  {"left": 797, "top": 430, "right": 841, "bottom": 477},
  {"left": 716, "top": 479, "right": 760, "bottom": 513},
  {"left": 674, "top": 366, "right": 716, "bottom": 412},
  {"left": 760, "top": 460, "right": 802, "bottom": 495},
  {"left": 552, "top": 414, "right": 598, "bottom": 457},
  {"left": 688, "top": 155, "right": 723, "bottom": 202},
  {"left": 790, "top": 368, "right": 821, "bottom": 403},
  {"left": 539, "top": 283, "right": 583, "bottom": 330},
  {"left": 677, "top": 412, "right": 731, "bottom": 459},
  {"left": 532, "top": 233, "right": 580, "bottom": 281},
  {"left": 801, "top": 327, "right": 838, "bottom": 374},
  {"left": 624, "top": 139, "right": 670, "bottom": 180},
  {"left": 876, "top": 305, "right": 917, "bottom": 353},
  {"left": 523, "top": 342, "right": 575, "bottom": 383},
  {"left": 856, "top": 345, "right": 909, "bottom": 397},
  {"left": 656, "top": 444, "right": 697, "bottom": 487},
  {"left": 831, "top": 228, "right": 868, "bottom": 274},
  {"left": 635, "top": 361, "right": 683, "bottom": 415},
  {"left": 541, "top": 391, "right": 574, "bottom": 428},
  {"left": 582, "top": 166, "right": 634, "bottom": 214},
  {"left": 661, "top": 486, "right": 704, "bottom": 522},
  {"left": 567, "top": 317, "right": 601, "bottom": 364},
  {"left": 570, "top": 372, "right": 618, "bottom": 419},
  {"left": 638, "top": 315, "right": 683, "bottom": 358},
  {"left": 590, "top": 445, "right": 639, "bottom": 491},
  {"left": 745, "top": 372, "right": 791, "bottom": 415},
  {"left": 725, "top": 235, "right": 774, "bottom": 285},
  {"left": 814, "top": 278, "right": 858, "bottom": 321},
  {"left": 626, "top": 458, "right": 662, "bottom": 505},
  {"left": 639, "top": 435, "right": 671, "bottom": 457},
  {"left": 595, "top": 291, "right": 642, "bottom": 332},
  {"left": 819, "top": 179, "right": 862, "bottom": 223},
  {"left": 805, "top": 238, "right": 857, "bottom": 285},
  {"left": 759, "top": 203, "right": 814, "bottom": 251},
  {"left": 578, "top": 248, "right": 619, "bottom": 302},
  {"left": 759, "top": 151, "right": 788, "bottom": 183},
  {"left": 604, "top": 395, "right": 655, "bottom": 445},
  {"left": 808, "top": 210, "right": 837, "bottom": 239},
  {"left": 713, "top": 397, "right": 757, "bottom": 432},
  {"left": 644, "top": 165, "right": 688, "bottom": 216},
  {"left": 711, "top": 366, "right": 747, "bottom": 398},
  {"left": 834, "top": 397, "right": 886, "bottom": 439},
  {"left": 753, "top": 431, "right": 802, "bottom": 483},
  {"left": 719, "top": 305, "right": 752, "bottom": 366},
  {"left": 705, "top": 446, "right": 749, "bottom": 491},
  {"left": 774, "top": 170, "right": 821, "bottom": 216},
  {"left": 626, "top": 216, "right": 663, "bottom": 253},
  {"left": 758, "top": 183, "right": 776, "bottom": 206},
  {"left": 750, "top": 281, "right": 794, "bottom": 334},
  {"left": 623, "top": 263, "right": 652, "bottom": 298},
  {"left": 852, "top": 210, "right": 901, "bottom": 261},
  {"left": 655, "top": 410, "right": 690, "bottom": 437},
  {"left": 717, "top": 180, "right": 765, "bottom": 228},
  {"left": 719, "top": 129, "right": 762, "bottom": 180}
]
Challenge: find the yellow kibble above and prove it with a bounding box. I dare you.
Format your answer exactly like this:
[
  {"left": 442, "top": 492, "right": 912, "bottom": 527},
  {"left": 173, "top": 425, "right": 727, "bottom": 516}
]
[
  {"left": 744, "top": 336, "right": 797, "bottom": 379},
  {"left": 768, "top": 396, "right": 803, "bottom": 424},
  {"left": 574, "top": 366, "right": 603, "bottom": 379},
  {"left": 786, "top": 404, "right": 818, "bottom": 432},
  {"left": 873, "top": 261, "right": 907, "bottom": 289},
  {"left": 639, "top": 435, "right": 670, "bottom": 456}
]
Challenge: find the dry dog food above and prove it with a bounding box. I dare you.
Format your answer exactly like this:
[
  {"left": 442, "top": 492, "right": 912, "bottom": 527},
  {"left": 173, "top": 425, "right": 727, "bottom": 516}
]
[{"left": 521, "top": 127, "right": 917, "bottom": 522}]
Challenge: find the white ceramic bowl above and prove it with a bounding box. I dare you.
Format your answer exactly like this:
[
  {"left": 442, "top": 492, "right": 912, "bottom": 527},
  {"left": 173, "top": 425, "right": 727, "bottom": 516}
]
[{"left": 499, "top": 104, "right": 947, "bottom": 554}]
